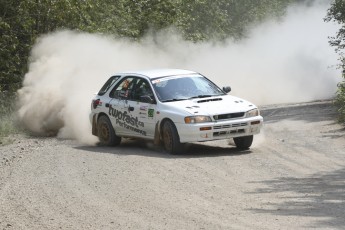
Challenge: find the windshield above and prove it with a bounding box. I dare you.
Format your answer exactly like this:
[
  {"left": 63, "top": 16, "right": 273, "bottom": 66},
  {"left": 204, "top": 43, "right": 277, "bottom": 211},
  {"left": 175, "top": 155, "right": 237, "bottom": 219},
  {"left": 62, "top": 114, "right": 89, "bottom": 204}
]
[{"left": 151, "top": 75, "right": 225, "bottom": 102}]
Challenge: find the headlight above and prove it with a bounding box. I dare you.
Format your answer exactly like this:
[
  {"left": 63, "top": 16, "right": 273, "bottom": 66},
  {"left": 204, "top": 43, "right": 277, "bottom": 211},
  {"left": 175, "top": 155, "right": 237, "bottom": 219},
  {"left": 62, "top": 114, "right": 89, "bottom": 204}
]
[
  {"left": 184, "top": 116, "right": 212, "bottom": 123},
  {"left": 246, "top": 108, "right": 260, "bottom": 118}
]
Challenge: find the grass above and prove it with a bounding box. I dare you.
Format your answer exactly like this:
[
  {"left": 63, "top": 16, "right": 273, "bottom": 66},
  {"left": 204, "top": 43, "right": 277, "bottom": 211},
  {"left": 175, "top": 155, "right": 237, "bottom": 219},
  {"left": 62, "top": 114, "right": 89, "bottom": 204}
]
[
  {"left": 334, "top": 67, "right": 345, "bottom": 124},
  {"left": 335, "top": 81, "right": 345, "bottom": 124},
  {"left": 0, "top": 92, "right": 22, "bottom": 145}
]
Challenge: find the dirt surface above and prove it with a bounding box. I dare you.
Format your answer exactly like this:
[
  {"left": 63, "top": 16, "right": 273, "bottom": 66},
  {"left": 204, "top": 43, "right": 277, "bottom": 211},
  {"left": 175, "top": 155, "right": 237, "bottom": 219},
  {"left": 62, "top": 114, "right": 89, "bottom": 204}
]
[{"left": 1, "top": 101, "right": 344, "bottom": 229}]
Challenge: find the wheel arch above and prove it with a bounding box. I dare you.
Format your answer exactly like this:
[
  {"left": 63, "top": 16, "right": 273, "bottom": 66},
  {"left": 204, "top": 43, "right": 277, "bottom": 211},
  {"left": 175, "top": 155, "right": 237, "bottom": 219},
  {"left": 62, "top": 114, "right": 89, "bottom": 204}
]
[
  {"left": 153, "top": 118, "right": 176, "bottom": 146},
  {"left": 97, "top": 112, "right": 109, "bottom": 121},
  {"left": 159, "top": 118, "right": 181, "bottom": 140},
  {"left": 160, "top": 117, "right": 185, "bottom": 154}
]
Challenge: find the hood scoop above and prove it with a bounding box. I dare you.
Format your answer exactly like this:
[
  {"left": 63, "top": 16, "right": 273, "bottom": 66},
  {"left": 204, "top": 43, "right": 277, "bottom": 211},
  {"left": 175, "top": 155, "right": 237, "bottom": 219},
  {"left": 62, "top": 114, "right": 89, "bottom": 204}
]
[
  {"left": 197, "top": 98, "right": 222, "bottom": 103},
  {"left": 186, "top": 106, "right": 200, "bottom": 109}
]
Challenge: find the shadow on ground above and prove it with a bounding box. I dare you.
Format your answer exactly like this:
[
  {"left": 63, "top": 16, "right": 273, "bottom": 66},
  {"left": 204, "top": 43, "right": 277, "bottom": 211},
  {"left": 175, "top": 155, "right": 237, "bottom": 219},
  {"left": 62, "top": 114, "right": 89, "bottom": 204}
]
[
  {"left": 249, "top": 167, "right": 345, "bottom": 229},
  {"left": 261, "top": 101, "right": 338, "bottom": 124},
  {"left": 74, "top": 139, "right": 251, "bottom": 159}
]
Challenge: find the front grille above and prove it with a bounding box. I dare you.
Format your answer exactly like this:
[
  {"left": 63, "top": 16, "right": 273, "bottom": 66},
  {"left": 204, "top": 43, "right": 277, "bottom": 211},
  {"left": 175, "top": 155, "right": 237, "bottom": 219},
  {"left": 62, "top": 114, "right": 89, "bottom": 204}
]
[
  {"left": 232, "top": 122, "right": 247, "bottom": 127},
  {"left": 213, "top": 122, "right": 247, "bottom": 130},
  {"left": 213, "top": 112, "right": 245, "bottom": 120}
]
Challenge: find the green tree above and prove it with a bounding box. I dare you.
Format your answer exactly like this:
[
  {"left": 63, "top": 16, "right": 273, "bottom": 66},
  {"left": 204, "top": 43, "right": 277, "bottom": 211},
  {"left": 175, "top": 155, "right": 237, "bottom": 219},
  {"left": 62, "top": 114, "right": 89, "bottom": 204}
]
[
  {"left": 1, "top": 0, "right": 23, "bottom": 91},
  {"left": 0, "top": 0, "right": 121, "bottom": 92},
  {"left": 325, "top": 0, "right": 345, "bottom": 122},
  {"left": 175, "top": 0, "right": 296, "bottom": 41},
  {"left": 0, "top": 0, "right": 300, "bottom": 93}
]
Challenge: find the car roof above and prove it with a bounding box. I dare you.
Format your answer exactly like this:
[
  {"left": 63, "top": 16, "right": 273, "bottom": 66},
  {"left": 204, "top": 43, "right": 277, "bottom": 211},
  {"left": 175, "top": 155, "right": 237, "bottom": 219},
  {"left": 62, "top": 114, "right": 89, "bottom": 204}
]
[{"left": 118, "top": 69, "right": 198, "bottom": 79}]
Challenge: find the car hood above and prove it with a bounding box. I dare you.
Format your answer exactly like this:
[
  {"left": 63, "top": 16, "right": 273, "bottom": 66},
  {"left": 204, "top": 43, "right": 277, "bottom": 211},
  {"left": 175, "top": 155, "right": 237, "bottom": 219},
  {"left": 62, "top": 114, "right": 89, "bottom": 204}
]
[{"left": 163, "top": 95, "right": 257, "bottom": 116}]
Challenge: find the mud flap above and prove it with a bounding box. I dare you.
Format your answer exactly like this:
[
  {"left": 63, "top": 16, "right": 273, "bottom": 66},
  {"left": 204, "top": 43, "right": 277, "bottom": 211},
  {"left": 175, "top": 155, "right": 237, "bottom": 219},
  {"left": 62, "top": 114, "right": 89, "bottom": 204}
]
[
  {"left": 153, "top": 121, "right": 160, "bottom": 145},
  {"left": 92, "top": 114, "right": 98, "bottom": 136}
]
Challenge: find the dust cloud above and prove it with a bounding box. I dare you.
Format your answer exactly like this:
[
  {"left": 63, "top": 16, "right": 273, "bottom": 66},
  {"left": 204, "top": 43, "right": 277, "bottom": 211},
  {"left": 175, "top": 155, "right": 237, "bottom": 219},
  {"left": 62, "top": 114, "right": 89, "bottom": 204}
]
[{"left": 17, "top": 1, "right": 341, "bottom": 144}]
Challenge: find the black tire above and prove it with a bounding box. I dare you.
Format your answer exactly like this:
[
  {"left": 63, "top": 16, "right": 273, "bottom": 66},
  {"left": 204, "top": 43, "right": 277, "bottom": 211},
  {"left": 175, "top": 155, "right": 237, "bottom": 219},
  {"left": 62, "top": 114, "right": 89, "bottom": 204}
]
[
  {"left": 162, "top": 121, "right": 184, "bottom": 154},
  {"left": 233, "top": 135, "right": 253, "bottom": 150},
  {"left": 97, "top": 116, "right": 121, "bottom": 146}
]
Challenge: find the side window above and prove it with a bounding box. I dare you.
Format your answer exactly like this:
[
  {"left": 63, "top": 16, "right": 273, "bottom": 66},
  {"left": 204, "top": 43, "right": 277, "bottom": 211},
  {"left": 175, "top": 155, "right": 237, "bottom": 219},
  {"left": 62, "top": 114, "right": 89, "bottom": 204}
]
[
  {"left": 97, "top": 75, "right": 120, "bottom": 96},
  {"left": 109, "top": 77, "right": 137, "bottom": 99},
  {"left": 131, "top": 79, "right": 154, "bottom": 102}
]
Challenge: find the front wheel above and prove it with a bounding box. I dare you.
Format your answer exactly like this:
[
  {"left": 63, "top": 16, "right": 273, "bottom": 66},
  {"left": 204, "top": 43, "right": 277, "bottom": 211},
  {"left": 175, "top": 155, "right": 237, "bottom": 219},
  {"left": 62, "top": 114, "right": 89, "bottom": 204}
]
[
  {"left": 97, "top": 116, "right": 121, "bottom": 146},
  {"left": 162, "top": 121, "right": 184, "bottom": 154},
  {"left": 233, "top": 135, "right": 253, "bottom": 150}
]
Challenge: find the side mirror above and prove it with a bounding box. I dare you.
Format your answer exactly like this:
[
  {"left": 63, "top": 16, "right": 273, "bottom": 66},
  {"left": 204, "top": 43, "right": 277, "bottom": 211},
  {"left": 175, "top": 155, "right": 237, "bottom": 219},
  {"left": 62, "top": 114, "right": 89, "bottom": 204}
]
[
  {"left": 223, "top": 86, "right": 231, "bottom": 93},
  {"left": 140, "top": 95, "right": 155, "bottom": 104}
]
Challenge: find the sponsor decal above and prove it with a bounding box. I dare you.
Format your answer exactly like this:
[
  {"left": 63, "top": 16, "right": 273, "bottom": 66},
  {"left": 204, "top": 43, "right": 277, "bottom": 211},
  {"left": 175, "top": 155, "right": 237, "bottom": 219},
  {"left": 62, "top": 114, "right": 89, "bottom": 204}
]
[
  {"left": 140, "top": 105, "right": 148, "bottom": 111},
  {"left": 151, "top": 79, "right": 161, "bottom": 84},
  {"left": 116, "top": 121, "right": 146, "bottom": 136},
  {"left": 139, "top": 111, "right": 147, "bottom": 118},
  {"left": 151, "top": 75, "right": 187, "bottom": 84},
  {"left": 148, "top": 109, "right": 154, "bottom": 118},
  {"left": 109, "top": 106, "right": 146, "bottom": 136}
]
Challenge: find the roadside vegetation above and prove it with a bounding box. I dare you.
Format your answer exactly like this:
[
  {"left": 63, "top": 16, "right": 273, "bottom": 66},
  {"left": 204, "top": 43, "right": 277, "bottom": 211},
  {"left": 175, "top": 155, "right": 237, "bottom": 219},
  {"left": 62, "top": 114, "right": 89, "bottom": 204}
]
[
  {"left": 0, "top": 92, "right": 22, "bottom": 145},
  {"left": 337, "top": 81, "right": 345, "bottom": 123},
  {"left": 325, "top": 0, "right": 345, "bottom": 123}
]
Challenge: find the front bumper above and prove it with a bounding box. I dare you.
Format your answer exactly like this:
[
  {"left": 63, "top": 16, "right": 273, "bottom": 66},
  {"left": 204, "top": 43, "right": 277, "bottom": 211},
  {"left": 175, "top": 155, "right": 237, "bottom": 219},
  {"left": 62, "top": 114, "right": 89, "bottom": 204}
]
[{"left": 175, "top": 116, "right": 263, "bottom": 143}]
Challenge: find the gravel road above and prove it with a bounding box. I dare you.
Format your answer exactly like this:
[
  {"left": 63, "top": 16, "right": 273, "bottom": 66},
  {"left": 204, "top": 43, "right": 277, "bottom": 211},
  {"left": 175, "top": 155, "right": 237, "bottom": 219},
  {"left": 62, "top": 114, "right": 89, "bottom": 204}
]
[{"left": 1, "top": 101, "right": 344, "bottom": 229}]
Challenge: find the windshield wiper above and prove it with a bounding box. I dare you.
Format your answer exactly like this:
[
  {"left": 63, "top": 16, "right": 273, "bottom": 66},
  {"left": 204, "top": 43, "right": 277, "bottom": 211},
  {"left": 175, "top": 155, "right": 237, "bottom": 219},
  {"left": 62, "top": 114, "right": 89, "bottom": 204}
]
[{"left": 161, "top": 98, "right": 187, "bottom": 102}]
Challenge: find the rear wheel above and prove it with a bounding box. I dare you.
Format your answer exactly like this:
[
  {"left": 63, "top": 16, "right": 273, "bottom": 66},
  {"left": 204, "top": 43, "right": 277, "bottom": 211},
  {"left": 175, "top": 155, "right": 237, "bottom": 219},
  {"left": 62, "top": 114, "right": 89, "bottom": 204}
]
[
  {"left": 233, "top": 135, "right": 253, "bottom": 150},
  {"left": 97, "top": 116, "right": 121, "bottom": 146},
  {"left": 162, "top": 121, "right": 184, "bottom": 154}
]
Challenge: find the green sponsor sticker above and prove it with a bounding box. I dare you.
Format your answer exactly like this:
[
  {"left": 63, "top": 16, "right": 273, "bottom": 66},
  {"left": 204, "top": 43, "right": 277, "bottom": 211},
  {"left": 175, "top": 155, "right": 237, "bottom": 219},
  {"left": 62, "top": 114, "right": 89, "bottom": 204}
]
[{"left": 148, "top": 109, "right": 154, "bottom": 118}]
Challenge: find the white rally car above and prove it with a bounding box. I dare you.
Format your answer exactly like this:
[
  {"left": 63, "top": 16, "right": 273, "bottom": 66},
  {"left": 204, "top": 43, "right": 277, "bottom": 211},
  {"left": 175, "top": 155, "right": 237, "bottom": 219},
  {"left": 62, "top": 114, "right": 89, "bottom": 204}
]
[{"left": 90, "top": 69, "right": 263, "bottom": 154}]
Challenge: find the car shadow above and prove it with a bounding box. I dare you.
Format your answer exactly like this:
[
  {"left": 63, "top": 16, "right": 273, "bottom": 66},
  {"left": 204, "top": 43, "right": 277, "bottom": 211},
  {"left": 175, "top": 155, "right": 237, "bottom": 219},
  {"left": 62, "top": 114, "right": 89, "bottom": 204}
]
[{"left": 74, "top": 139, "right": 252, "bottom": 159}]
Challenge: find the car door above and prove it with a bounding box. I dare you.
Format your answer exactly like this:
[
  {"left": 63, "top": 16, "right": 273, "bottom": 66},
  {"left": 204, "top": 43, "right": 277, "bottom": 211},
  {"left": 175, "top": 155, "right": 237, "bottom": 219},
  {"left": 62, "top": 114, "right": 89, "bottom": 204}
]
[
  {"left": 108, "top": 76, "right": 156, "bottom": 139},
  {"left": 126, "top": 78, "right": 157, "bottom": 139},
  {"left": 108, "top": 76, "right": 137, "bottom": 136}
]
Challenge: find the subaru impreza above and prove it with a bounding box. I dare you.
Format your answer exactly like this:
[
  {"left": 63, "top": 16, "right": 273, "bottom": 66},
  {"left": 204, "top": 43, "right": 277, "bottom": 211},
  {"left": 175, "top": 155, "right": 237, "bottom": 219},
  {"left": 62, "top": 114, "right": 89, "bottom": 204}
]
[{"left": 90, "top": 69, "right": 263, "bottom": 154}]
